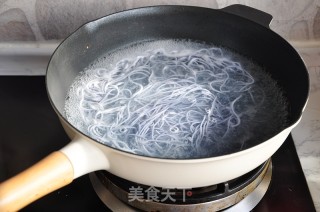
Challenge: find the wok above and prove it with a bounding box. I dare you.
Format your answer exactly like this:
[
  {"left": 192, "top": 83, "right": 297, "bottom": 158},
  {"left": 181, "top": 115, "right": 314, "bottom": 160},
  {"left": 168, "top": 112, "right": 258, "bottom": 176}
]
[{"left": 0, "top": 5, "right": 309, "bottom": 212}]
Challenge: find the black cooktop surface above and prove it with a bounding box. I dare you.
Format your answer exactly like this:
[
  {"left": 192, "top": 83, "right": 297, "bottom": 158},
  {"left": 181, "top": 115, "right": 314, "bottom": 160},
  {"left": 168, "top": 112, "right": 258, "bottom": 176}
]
[{"left": 0, "top": 77, "right": 316, "bottom": 212}]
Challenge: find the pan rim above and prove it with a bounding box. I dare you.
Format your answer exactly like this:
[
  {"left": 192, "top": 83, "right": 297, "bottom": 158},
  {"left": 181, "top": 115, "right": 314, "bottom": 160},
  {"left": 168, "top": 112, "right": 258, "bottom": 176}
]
[{"left": 45, "top": 5, "right": 309, "bottom": 161}]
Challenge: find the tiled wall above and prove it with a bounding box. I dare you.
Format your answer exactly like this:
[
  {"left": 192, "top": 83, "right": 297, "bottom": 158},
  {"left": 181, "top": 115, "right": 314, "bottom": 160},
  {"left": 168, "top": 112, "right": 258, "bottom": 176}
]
[{"left": 0, "top": 0, "right": 319, "bottom": 42}]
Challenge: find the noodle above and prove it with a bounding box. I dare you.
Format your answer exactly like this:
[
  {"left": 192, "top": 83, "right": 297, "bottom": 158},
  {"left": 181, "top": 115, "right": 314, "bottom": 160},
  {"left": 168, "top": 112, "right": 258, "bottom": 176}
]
[{"left": 64, "top": 41, "right": 288, "bottom": 159}]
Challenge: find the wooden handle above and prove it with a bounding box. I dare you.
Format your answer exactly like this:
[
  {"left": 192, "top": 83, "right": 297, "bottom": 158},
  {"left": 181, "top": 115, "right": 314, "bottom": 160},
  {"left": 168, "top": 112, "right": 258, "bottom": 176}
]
[{"left": 0, "top": 151, "right": 74, "bottom": 212}]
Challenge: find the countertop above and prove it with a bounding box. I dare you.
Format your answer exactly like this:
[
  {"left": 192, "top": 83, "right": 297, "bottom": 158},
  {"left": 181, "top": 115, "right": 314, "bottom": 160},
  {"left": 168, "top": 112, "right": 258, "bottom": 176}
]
[
  {"left": 291, "top": 45, "right": 320, "bottom": 212},
  {"left": 0, "top": 77, "right": 315, "bottom": 212}
]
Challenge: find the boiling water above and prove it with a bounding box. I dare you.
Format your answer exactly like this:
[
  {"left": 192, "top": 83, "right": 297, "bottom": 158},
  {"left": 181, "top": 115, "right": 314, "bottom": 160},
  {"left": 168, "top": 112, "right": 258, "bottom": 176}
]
[{"left": 64, "top": 40, "right": 288, "bottom": 159}]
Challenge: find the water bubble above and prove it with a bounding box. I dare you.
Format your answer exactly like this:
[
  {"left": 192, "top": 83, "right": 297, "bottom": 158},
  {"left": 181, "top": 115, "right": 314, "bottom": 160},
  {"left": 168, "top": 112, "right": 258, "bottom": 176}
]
[{"left": 170, "top": 126, "right": 180, "bottom": 133}]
